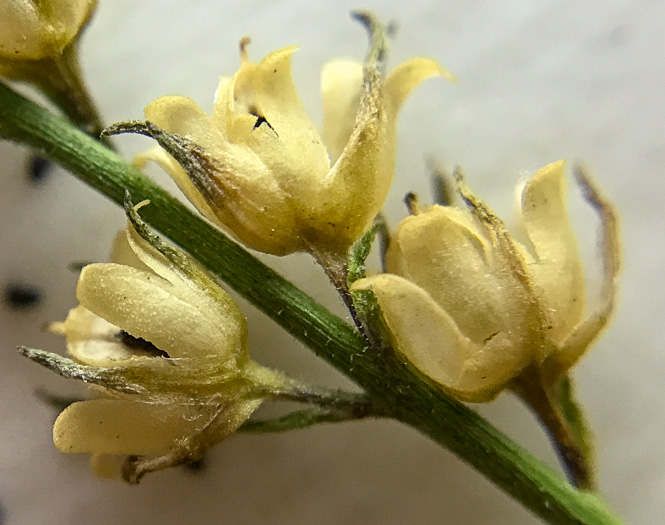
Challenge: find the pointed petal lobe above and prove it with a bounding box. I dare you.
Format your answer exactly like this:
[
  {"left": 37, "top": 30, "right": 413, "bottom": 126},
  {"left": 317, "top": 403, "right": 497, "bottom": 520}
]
[
  {"left": 321, "top": 59, "right": 364, "bottom": 162},
  {"left": 521, "top": 161, "right": 585, "bottom": 343},
  {"left": 53, "top": 400, "right": 216, "bottom": 455},
  {"left": 383, "top": 57, "right": 455, "bottom": 114},
  {"left": 76, "top": 263, "right": 236, "bottom": 360}
]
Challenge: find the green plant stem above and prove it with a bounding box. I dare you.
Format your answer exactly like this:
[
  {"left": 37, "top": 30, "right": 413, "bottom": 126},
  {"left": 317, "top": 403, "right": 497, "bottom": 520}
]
[
  {"left": 0, "top": 83, "right": 623, "bottom": 525},
  {"left": 268, "top": 383, "right": 383, "bottom": 413},
  {"left": 240, "top": 407, "right": 381, "bottom": 434},
  {"left": 3, "top": 43, "right": 106, "bottom": 140}
]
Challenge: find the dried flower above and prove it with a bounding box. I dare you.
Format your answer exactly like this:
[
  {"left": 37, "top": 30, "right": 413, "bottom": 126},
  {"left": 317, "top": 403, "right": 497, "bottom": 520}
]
[
  {"left": 352, "top": 161, "right": 619, "bottom": 402},
  {"left": 22, "top": 201, "right": 285, "bottom": 483},
  {"left": 111, "top": 12, "right": 452, "bottom": 256}
]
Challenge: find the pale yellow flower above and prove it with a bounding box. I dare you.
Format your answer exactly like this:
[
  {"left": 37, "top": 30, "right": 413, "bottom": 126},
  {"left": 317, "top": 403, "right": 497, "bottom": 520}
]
[
  {"left": 0, "top": 0, "right": 104, "bottom": 137},
  {"left": 28, "top": 205, "right": 284, "bottom": 482},
  {"left": 0, "top": 0, "right": 96, "bottom": 61},
  {"left": 352, "top": 161, "right": 620, "bottom": 402},
  {"left": 128, "top": 14, "right": 453, "bottom": 256}
]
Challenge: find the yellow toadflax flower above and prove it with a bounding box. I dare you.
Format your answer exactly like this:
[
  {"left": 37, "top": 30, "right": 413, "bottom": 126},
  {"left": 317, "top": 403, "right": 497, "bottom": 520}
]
[
  {"left": 352, "top": 161, "right": 620, "bottom": 402},
  {"left": 108, "top": 12, "right": 453, "bottom": 256},
  {"left": 21, "top": 200, "right": 285, "bottom": 483}
]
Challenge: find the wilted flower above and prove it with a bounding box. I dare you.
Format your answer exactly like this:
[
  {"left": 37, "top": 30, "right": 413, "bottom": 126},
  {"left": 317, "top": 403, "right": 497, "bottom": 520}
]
[
  {"left": 352, "top": 161, "right": 620, "bottom": 402},
  {"left": 21, "top": 201, "right": 285, "bottom": 483},
  {"left": 110, "top": 12, "right": 453, "bottom": 256}
]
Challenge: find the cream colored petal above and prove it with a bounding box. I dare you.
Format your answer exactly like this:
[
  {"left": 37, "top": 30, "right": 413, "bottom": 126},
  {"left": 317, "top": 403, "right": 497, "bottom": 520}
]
[
  {"left": 383, "top": 57, "right": 455, "bottom": 115},
  {"left": 134, "top": 146, "right": 221, "bottom": 226},
  {"left": 124, "top": 221, "right": 244, "bottom": 328},
  {"left": 313, "top": 61, "right": 387, "bottom": 252},
  {"left": 76, "top": 263, "right": 237, "bottom": 360},
  {"left": 453, "top": 173, "right": 548, "bottom": 360},
  {"left": 62, "top": 305, "right": 159, "bottom": 366},
  {"left": 201, "top": 171, "right": 302, "bottom": 255},
  {"left": 352, "top": 275, "right": 529, "bottom": 402},
  {"left": 122, "top": 221, "right": 249, "bottom": 357},
  {"left": 145, "top": 96, "right": 224, "bottom": 155},
  {"left": 145, "top": 93, "right": 303, "bottom": 255},
  {"left": 144, "top": 97, "right": 274, "bottom": 242},
  {"left": 53, "top": 400, "right": 216, "bottom": 455},
  {"left": 315, "top": 57, "right": 450, "bottom": 253},
  {"left": 194, "top": 146, "right": 304, "bottom": 255},
  {"left": 387, "top": 205, "right": 519, "bottom": 344},
  {"left": 140, "top": 142, "right": 301, "bottom": 255},
  {"left": 108, "top": 230, "right": 152, "bottom": 271},
  {"left": 521, "top": 161, "right": 585, "bottom": 343},
  {"left": 550, "top": 166, "right": 621, "bottom": 373},
  {"left": 211, "top": 75, "right": 234, "bottom": 136},
  {"left": 137, "top": 118, "right": 301, "bottom": 254},
  {"left": 353, "top": 274, "right": 469, "bottom": 386},
  {"left": 230, "top": 46, "right": 330, "bottom": 192},
  {"left": 0, "top": 0, "right": 96, "bottom": 59},
  {"left": 320, "top": 57, "right": 452, "bottom": 244},
  {"left": 119, "top": 398, "right": 262, "bottom": 482},
  {"left": 320, "top": 59, "right": 364, "bottom": 162}
]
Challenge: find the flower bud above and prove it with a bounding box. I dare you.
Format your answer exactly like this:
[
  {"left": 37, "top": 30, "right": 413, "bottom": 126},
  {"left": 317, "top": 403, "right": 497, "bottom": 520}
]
[{"left": 0, "top": 0, "right": 96, "bottom": 60}]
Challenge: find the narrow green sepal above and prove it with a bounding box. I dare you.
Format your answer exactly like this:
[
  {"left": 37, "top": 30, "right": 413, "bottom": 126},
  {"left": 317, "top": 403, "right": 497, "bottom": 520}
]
[
  {"left": 347, "top": 222, "right": 378, "bottom": 284},
  {"left": 555, "top": 375, "right": 596, "bottom": 487}
]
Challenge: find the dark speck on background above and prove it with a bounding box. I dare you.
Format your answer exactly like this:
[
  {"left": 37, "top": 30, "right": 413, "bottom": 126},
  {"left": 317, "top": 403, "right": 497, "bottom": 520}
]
[
  {"left": 28, "top": 155, "right": 53, "bottom": 184},
  {"left": 0, "top": 496, "right": 6, "bottom": 524},
  {"left": 3, "top": 282, "right": 42, "bottom": 309},
  {"left": 184, "top": 456, "right": 207, "bottom": 473}
]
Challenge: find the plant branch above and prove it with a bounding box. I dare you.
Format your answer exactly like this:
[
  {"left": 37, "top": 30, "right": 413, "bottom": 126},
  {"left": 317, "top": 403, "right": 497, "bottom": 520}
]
[
  {"left": 240, "top": 407, "right": 382, "bottom": 434},
  {"left": 0, "top": 83, "right": 623, "bottom": 525},
  {"left": 264, "top": 381, "right": 388, "bottom": 418},
  {"left": 513, "top": 369, "right": 594, "bottom": 491}
]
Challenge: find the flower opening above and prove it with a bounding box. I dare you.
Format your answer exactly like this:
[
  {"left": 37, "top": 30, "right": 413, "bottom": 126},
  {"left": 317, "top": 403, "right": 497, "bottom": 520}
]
[{"left": 118, "top": 13, "right": 453, "bottom": 256}]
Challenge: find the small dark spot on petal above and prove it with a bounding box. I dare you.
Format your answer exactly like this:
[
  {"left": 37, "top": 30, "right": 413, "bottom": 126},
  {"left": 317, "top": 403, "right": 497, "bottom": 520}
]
[
  {"left": 4, "top": 282, "right": 42, "bottom": 309},
  {"left": 28, "top": 155, "right": 52, "bottom": 184},
  {"left": 483, "top": 330, "right": 500, "bottom": 343}
]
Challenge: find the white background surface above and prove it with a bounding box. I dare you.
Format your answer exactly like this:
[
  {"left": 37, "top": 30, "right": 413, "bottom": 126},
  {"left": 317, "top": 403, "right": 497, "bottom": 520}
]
[{"left": 1, "top": 1, "right": 664, "bottom": 523}]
